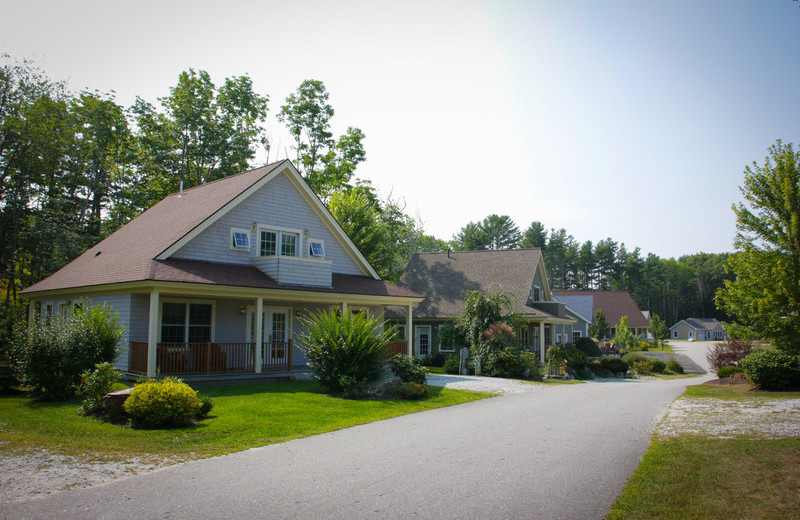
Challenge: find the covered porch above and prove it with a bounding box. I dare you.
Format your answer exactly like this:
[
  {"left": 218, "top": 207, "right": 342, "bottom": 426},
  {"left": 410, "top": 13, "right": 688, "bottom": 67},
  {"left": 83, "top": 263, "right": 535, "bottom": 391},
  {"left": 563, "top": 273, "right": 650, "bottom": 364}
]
[{"left": 129, "top": 286, "right": 414, "bottom": 378}]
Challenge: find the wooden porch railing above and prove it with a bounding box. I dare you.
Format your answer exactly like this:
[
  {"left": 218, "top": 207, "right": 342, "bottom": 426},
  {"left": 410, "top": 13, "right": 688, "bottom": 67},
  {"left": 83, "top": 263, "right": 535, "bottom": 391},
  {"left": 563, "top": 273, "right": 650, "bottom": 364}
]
[
  {"left": 262, "top": 340, "right": 292, "bottom": 372},
  {"left": 386, "top": 340, "right": 408, "bottom": 358},
  {"left": 128, "top": 341, "right": 292, "bottom": 375}
]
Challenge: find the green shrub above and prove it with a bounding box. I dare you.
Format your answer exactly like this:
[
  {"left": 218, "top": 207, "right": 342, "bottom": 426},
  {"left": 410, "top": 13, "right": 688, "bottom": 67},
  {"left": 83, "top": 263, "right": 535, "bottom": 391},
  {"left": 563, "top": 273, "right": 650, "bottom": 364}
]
[
  {"left": 622, "top": 352, "right": 649, "bottom": 366},
  {"left": 13, "top": 303, "right": 124, "bottom": 400},
  {"left": 667, "top": 356, "right": 684, "bottom": 374},
  {"left": 631, "top": 358, "right": 655, "bottom": 375},
  {"left": 197, "top": 394, "right": 214, "bottom": 418},
  {"left": 443, "top": 355, "right": 460, "bottom": 374},
  {"left": 716, "top": 366, "right": 744, "bottom": 378},
  {"left": 600, "top": 356, "right": 628, "bottom": 374},
  {"left": 740, "top": 349, "right": 800, "bottom": 390},
  {"left": 650, "top": 358, "right": 666, "bottom": 373},
  {"left": 421, "top": 351, "right": 447, "bottom": 367},
  {"left": 484, "top": 346, "right": 524, "bottom": 378},
  {"left": 78, "top": 362, "right": 121, "bottom": 416},
  {"left": 519, "top": 351, "right": 542, "bottom": 381},
  {"left": 574, "top": 337, "right": 601, "bottom": 357},
  {"left": 393, "top": 382, "right": 429, "bottom": 400},
  {"left": 589, "top": 360, "right": 613, "bottom": 378},
  {"left": 389, "top": 354, "right": 427, "bottom": 384},
  {"left": 123, "top": 377, "right": 202, "bottom": 427},
  {"left": 298, "top": 310, "right": 392, "bottom": 396}
]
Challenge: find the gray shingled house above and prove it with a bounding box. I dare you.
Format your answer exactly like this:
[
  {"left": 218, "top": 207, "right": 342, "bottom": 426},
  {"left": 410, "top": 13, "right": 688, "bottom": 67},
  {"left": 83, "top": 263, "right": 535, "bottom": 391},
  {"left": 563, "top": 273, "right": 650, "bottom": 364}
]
[
  {"left": 669, "top": 318, "right": 726, "bottom": 341},
  {"left": 21, "top": 161, "right": 422, "bottom": 381},
  {"left": 389, "top": 249, "right": 575, "bottom": 363}
]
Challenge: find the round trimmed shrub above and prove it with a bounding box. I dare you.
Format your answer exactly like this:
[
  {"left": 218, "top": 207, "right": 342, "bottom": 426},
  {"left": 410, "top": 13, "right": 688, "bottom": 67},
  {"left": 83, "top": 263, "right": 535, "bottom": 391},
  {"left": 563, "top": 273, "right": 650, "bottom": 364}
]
[
  {"left": 484, "top": 346, "right": 524, "bottom": 378},
  {"left": 123, "top": 377, "right": 202, "bottom": 427},
  {"left": 740, "top": 349, "right": 800, "bottom": 390}
]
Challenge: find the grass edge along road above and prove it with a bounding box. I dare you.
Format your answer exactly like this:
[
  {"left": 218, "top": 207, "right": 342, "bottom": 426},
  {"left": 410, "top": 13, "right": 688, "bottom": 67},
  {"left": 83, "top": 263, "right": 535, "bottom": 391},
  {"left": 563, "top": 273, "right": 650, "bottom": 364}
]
[
  {"left": 606, "top": 382, "right": 800, "bottom": 519},
  {"left": 0, "top": 380, "right": 490, "bottom": 462}
]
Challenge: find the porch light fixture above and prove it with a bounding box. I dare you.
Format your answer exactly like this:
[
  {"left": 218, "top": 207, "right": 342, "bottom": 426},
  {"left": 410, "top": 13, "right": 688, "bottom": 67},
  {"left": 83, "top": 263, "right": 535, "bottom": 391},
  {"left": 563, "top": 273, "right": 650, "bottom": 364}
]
[
  {"left": 304, "top": 229, "right": 309, "bottom": 237},
  {"left": 239, "top": 305, "right": 246, "bottom": 315},
  {"left": 295, "top": 309, "right": 301, "bottom": 317}
]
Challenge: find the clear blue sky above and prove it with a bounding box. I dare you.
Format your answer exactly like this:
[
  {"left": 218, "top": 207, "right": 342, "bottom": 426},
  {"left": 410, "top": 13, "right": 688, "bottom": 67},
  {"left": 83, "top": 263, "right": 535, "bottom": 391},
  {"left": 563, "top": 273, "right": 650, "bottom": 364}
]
[{"left": 3, "top": 0, "right": 799, "bottom": 258}]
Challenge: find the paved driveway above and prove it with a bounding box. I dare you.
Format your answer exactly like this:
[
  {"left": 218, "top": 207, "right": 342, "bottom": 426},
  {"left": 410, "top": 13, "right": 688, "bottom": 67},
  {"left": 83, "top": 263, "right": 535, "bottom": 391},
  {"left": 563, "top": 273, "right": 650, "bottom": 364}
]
[{"left": 2, "top": 371, "right": 705, "bottom": 520}]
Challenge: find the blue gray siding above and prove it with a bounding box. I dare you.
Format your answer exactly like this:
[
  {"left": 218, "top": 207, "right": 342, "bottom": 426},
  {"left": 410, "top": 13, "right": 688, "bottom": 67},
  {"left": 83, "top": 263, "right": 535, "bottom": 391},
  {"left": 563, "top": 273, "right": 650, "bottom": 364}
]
[{"left": 172, "top": 171, "right": 364, "bottom": 281}]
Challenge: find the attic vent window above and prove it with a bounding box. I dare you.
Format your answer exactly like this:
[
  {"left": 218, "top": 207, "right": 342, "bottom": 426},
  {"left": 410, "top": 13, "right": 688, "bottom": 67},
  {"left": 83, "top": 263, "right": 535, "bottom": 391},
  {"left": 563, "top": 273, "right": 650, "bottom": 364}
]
[
  {"left": 231, "top": 229, "right": 251, "bottom": 250},
  {"left": 309, "top": 240, "right": 325, "bottom": 257}
]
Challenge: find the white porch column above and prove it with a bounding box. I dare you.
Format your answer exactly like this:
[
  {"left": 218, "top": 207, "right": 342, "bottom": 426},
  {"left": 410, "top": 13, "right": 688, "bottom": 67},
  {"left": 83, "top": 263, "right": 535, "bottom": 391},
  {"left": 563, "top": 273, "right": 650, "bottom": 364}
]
[
  {"left": 406, "top": 304, "right": 413, "bottom": 356},
  {"left": 147, "top": 290, "right": 159, "bottom": 378},
  {"left": 341, "top": 301, "right": 348, "bottom": 314},
  {"left": 255, "top": 297, "right": 263, "bottom": 374},
  {"left": 539, "top": 321, "right": 546, "bottom": 364}
]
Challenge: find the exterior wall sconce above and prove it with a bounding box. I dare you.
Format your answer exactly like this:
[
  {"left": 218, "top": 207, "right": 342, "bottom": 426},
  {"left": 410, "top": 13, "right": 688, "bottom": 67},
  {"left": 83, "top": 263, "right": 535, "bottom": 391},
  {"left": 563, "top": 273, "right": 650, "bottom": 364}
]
[
  {"left": 239, "top": 305, "right": 246, "bottom": 315},
  {"left": 252, "top": 221, "right": 257, "bottom": 230},
  {"left": 295, "top": 309, "right": 302, "bottom": 317}
]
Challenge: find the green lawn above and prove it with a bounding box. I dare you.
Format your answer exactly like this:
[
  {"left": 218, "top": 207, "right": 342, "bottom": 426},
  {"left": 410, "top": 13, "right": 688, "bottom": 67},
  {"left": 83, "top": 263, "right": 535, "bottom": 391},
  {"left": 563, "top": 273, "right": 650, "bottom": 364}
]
[
  {"left": 0, "top": 381, "right": 490, "bottom": 462},
  {"left": 606, "top": 383, "right": 800, "bottom": 519}
]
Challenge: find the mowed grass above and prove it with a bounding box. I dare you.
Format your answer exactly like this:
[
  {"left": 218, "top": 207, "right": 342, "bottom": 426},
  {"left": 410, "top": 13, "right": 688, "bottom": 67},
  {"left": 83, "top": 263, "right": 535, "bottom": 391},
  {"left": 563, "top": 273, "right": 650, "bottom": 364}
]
[
  {"left": 0, "top": 381, "right": 490, "bottom": 462},
  {"left": 606, "top": 383, "right": 800, "bottom": 519}
]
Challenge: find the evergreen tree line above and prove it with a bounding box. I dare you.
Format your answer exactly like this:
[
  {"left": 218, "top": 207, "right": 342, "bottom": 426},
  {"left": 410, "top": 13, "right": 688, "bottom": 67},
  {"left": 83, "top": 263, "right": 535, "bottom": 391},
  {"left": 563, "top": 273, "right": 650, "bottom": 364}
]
[{"left": 431, "top": 214, "right": 733, "bottom": 327}]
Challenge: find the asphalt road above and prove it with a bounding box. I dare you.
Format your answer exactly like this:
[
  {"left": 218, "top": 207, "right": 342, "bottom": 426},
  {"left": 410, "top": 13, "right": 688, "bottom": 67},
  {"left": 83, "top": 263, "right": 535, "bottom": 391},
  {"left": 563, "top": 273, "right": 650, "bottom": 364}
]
[{"left": 2, "top": 342, "right": 713, "bottom": 520}]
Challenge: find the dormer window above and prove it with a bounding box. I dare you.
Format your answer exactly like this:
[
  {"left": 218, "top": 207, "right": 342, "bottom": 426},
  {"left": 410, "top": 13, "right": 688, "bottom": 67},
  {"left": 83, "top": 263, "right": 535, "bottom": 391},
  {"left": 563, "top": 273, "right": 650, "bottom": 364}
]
[
  {"left": 259, "top": 227, "right": 300, "bottom": 257},
  {"left": 231, "top": 228, "right": 251, "bottom": 250},
  {"left": 309, "top": 240, "right": 325, "bottom": 257}
]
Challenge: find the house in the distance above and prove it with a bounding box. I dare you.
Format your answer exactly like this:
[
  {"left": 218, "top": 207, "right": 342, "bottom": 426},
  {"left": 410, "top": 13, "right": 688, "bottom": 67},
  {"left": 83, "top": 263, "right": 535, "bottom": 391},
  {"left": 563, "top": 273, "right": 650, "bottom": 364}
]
[
  {"left": 669, "top": 318, "right": 726, "bottom": 341},
  {"left": 552, "top": 290, "right": 650, "bottom": 340},
  {"left": 21, "top": 160, "right": 422, "bottom": 381},
  {"left": 390, "top": 249, "right": 575, "bottom": 363}
]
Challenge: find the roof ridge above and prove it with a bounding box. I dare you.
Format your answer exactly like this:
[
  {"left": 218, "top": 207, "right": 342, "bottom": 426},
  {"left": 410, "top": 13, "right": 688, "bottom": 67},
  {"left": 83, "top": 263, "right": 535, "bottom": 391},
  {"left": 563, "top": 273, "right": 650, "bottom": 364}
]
[{"left": 173, "top": 160, "right": 289, "bottom": 196}]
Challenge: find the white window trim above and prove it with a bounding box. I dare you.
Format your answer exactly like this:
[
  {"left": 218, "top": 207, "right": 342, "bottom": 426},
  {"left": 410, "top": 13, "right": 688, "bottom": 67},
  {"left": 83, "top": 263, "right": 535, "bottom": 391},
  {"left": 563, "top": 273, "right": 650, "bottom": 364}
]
[
  {"left": 159, "top": 299, "right": 216, "bottom": 343},
  {"left": 309, "top": 239, "right": 326, "bottom": 258},
  {"left": 230, "top": 228, "right": 251, "bottom": 251},
  {"left": 257, "top": 225, "right": 304, "bottom": 258}
]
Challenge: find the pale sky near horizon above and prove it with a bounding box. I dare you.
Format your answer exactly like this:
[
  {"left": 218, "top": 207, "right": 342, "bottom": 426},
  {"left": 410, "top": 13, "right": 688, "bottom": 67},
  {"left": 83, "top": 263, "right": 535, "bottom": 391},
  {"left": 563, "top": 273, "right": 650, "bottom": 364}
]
[{"left": 3, "top": 0, "right": 799, "bottom": 259}]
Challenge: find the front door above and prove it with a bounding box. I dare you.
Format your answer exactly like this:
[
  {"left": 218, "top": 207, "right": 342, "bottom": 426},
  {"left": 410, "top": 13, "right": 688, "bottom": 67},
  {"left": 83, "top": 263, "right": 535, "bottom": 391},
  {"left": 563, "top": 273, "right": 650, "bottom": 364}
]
[
  {"left": 416, "top": 326, "right": 431, "bottom": 358},
  {"left": 247, "top": 307, "right": 291, "bottom": 365}
]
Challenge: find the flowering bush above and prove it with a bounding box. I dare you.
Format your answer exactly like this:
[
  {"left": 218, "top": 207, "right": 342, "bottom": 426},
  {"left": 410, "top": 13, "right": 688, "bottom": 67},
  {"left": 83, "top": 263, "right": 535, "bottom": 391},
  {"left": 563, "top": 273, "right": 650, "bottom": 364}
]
[{"left": 706, "top": 339, "right": 753, "bottom": 374}]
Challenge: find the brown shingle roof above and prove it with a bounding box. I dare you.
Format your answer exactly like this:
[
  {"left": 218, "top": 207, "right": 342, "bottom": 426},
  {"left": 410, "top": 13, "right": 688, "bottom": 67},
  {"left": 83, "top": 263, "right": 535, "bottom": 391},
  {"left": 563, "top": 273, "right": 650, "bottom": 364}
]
[
  {"left": 150, "top": 259, "right": 419, "bottom": 297},
  {"left": 21, "top": 161, "right": 420, "bottom": 301},
  {"left": 397, "top": 249, "right": 559, "bottom": 319},
  {"left": 552, "top": 290, "right": 650, "bottom": 327}
]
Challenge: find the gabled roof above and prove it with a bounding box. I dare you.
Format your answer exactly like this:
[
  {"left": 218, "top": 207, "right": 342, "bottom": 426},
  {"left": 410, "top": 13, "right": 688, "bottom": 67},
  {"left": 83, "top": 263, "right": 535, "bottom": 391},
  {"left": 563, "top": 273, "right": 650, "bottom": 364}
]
[
  {"left": 396, "top": 249, "right": 564, "bottom": 321},
  {"left": 671, "top": 318, "right": 724, "bottom": 331},
  {"left": 21, "top": 161, "right": 390, "bottom": 296},
  {"left": 552, "top": 290, "right": 650, "bottom": 328}
]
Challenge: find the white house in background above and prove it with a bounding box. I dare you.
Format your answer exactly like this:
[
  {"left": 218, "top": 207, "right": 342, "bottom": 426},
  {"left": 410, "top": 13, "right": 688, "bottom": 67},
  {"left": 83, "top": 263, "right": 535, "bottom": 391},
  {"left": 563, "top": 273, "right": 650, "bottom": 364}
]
[{"left": 21, "top": 160, "right": 422, "bottom": 381}]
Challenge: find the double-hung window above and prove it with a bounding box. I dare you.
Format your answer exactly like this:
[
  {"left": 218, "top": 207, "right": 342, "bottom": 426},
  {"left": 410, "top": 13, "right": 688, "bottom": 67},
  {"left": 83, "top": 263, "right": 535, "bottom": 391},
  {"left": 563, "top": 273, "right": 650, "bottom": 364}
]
[
  {"left": 161, "top": 302, "right": 212, "bottom": 343},
  {"left": 281, "top": 233, "right": 297, "bottom": 256},
  {"left": 259, "top": 228, "right": 299, "bottom": 257}
]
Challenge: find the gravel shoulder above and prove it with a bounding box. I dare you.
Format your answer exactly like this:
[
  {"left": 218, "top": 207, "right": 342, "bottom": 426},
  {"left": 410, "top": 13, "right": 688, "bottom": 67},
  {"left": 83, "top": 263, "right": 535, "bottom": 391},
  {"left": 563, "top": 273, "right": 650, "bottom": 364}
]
[{"left": 0, "top": 448, "right": 177, "bottom": 503}]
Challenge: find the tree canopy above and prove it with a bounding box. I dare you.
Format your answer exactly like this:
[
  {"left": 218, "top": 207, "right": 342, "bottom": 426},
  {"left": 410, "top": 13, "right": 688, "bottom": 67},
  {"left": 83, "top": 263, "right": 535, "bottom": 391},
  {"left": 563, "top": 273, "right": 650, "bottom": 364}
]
[{"left": 716, "top": 140, "right": 800, "bottom": 352}]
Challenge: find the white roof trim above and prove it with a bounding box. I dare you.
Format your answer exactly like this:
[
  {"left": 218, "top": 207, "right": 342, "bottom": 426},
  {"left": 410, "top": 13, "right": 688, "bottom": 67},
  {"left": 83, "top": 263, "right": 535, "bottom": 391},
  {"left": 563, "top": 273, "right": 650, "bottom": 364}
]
[{"left": 155, "top": 162, "right": 380, "bottom": 279}]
